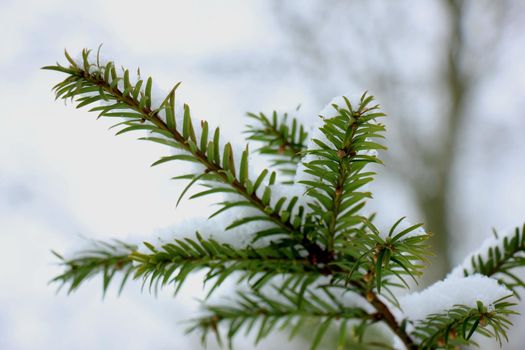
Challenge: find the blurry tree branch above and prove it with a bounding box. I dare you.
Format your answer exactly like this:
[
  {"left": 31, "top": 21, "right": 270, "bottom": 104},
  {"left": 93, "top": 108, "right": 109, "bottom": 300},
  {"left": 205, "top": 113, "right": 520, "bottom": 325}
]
[{"left": 269, "top": 0, "right": 513, "bottom": 284}]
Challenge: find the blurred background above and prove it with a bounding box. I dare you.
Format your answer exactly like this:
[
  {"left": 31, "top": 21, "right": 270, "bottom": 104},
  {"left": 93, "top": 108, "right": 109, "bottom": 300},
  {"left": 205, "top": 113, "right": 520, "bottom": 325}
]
[{"left": 1, "top": 0, "right": 525, "bottom": 349}]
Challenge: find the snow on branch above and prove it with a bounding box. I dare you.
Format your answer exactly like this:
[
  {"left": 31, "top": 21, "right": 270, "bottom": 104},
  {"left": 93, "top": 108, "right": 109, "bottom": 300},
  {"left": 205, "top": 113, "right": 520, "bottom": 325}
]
[
  {"left": 399, "top": 274, "right": 511, "bottom": 322},
  {"left": 43, "top": 47, "right": 525, "bottom": 350},
  {"left": 449, "top": 224, "right": 525, "bottom": 296}
]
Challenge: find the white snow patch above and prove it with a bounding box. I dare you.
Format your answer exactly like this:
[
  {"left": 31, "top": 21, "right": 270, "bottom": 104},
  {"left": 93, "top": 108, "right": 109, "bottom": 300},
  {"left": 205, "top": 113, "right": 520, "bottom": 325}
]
[
  {"left": 136, "top": 194, "right": 282, "bottom": 255},
  {"left": 398, "top": 274, "right": 511, "bottom": 321}
]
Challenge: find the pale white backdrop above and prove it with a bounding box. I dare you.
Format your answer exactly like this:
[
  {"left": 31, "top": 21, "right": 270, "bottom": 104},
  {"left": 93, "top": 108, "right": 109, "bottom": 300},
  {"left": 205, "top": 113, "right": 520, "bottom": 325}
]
[{"left": 1, "top": 1, "right": 525, "bottom": 349}]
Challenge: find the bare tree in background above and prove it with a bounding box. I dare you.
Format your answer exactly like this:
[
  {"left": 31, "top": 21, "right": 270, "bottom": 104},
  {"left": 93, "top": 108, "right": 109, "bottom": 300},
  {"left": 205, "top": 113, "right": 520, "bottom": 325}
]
[{"left": 270, "top": 0, "right": 519, "bottom": 283}]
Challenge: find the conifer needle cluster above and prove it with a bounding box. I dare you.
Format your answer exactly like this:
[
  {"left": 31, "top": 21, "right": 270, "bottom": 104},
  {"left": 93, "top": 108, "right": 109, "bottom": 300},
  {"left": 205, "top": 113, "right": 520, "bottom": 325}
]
[{"left": 44, "top": 48, "right": 525, "bottom": 350}]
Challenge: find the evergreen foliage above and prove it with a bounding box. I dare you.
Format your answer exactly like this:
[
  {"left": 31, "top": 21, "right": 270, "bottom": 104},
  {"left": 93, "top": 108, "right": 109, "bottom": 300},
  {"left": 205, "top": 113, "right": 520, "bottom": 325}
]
[
  {"left": 459, "top": 225, "right": 525, "bottom": 297},
  {"left": 412, "top": 297, "right": 517, "bottom": 349},
  {"left": 43, "top": 48, "right": 525, "bottom": 350},
  {"left": 245, "top": 109, "right": 308, "bottom": 181}
]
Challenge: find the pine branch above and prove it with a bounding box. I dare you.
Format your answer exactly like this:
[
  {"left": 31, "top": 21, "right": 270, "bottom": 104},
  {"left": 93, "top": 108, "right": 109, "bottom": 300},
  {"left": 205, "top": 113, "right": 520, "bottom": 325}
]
[
  {"left": 245, "top": 110, "right": 308, "bottom": 181},
  {"left": 131, "top": 233, "right": 323, "bottom": 295},
  {"left": 346, "top": 218, "right": 430, "bottom": 297},
  {"left": 43, "top": 49, "right": 309, "bottom": 245},
  {"left": 189, "top": 287, "right": 372, "bottom": 350},
  {"left": 44, "top": 52, "right": 418, "bottom": 348},
  {"left": 52, "top": 234, "right": 320, "bottom": 297},
  {"left": 51, "top": 231, "right": 422, "bottom": 348},
  {"left": 51, "top": 240, "right": 136, "bottom": 296},
  {"left": 412, "top": 297, "right": 517, "bottom": 349},
  {"left": 338, "top": 221, "right": 430, "bottom": 349},
  {"left": 458, "top": 224, "right": 525, "bottom": 296},
  {"left": 44, "top": 48, "right": 522, "bottom": 350},
  {"left": 299, "top": 94, "right": 386, "bottom": 254},
  {"left": 135, "top": 232, "right": 424, "bottom": 349}
]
